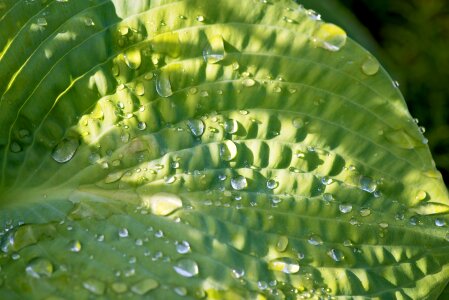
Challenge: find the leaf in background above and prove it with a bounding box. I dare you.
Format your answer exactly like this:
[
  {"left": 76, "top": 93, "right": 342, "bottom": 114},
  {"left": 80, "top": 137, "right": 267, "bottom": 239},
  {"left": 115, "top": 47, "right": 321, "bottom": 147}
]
[{"left": 0, "top": 0, "right": 448, "bottom": 299}]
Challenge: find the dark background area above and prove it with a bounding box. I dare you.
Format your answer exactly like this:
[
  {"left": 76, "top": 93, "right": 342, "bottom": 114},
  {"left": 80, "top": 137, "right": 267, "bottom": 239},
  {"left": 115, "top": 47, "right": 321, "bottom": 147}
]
[{"left": 339, "top": 0, "right": 449, "bottom": 185}]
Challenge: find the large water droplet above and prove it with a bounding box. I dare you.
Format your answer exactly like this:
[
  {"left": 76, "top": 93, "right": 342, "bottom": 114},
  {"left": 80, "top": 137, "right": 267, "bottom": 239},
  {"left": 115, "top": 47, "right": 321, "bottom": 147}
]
[
  {"left": 339, "top": 204, "right": 353, "bottom": 214},
  {"left": 359, "top": 176, "right": 377, "bottom": 193},
  {"left": 187, "top": 119, "right": 205, "bottom": 137},
  {"left": 203, "top": 35, "right": 225, "bottom": 64},
  {"left": 173, "top": 259, "right": 199, "bottom": 277},
  {"left": 231, "top": 176, "right": 247, "bottom": 190},
  {"left": 83, "top": 278, "right": 106, "bottom": 295},
  {"left": 267, "top": 179, "right": 279, "bottom": 190},
  {"left": 276, "top": 236, "right": 289, "bottom": 252},
  {"left": 124, "top": 48, "right": 142, "bottom": 70},
  {"left": 156, "top": 71, "right": 173, "bottom": 97},
  {"left": 26, "top": 257, "right": 53, "bottom": 278},
  {"left": 176, "top": 240, "right": 191, "bottom": 254},
  {"left": 140, "top": 193, "right": 183, "bottom": 216},
  {"left": 268, "top": 257, "right": 300, "bottom": 274},
  {"left": 220, "top": 140, "right": 238, "bottom": 161},
  {"left": 51, "top": 138, "right": 79, "bottom": 163},
  {"left": 131, "top": 278, "right": 159, "bottom": 295},
  {"left": 435, "top": 218, "right": 446, "bottom": 227},
  {"left": 361, "top": 56, "right": 380, "bottom": 76},
  {"left": 327, "top": 248, "right": 344, "bottom": 262},
  {"left": 311, "top": 23, "right": 347, "bottom": 52},
  {"left": 223, "top": 119, "right": 238, "bottom": 134}
]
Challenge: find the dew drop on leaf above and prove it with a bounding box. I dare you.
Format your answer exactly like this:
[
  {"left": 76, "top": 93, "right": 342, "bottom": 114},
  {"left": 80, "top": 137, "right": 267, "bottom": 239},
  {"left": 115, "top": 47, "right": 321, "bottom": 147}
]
[
  {"left": 232, "top": 268, "right": 245, "bottom": 279},
  {"left": 118, "top": 228, "right": 129, "bottom": 238},
  {"left": 137, "top": 121, "right": 147, "bottom": 131},
  {"left": 359, "top": 176, "right": 377, "bottom": 193},
  {"left": 68, "top": 240, "right": 82, "bottom": 252},
  {"left": 311, "top": 23, "right": 347, "bottom": 52},
  {"left": 327, "top": 249, "right": 344, "bottom": 262},
  {"left": 124, "top": 48, "right": 142, "bottom": 70},
  {"left": 26, "top": 257, "right": 53, "bottom": 278},
  {"left": 308, "top": 234, "right": 323, "bottom": 246},
  {"left": 266, "top": 179, "right": 279, "bottom": 190},
  {"left": 360, "top": 208, "right": 372, "bottom": 217},
  {"left": 223, "top": 119, "right": 238, "bottom": 134},
  {"left": 140, "top": 193, "right": 183, "bottom": 216},
  {"left": 321, "top": 176, "right": 333, "bottom": 185},
  {"left": 196, "top": 15, "right": 205, "bottom": 22},
  {"left": 339, "top": 204, "right": 353, "bottom": 214},
  {"left": 51, "top": 138, "right": 79, "bottom": 163},
  {"left": 435, "top": 218, "right": 446, "bottom": 227},
  {"left": 220, "top": 140, "right": 238, "bottom": 161},
  {"left": 187, "top": 119, "right": 205, "bottom": 137},
  {"left": 242, "top": 78, "right": 256, "bottom": 87},
  {"left": 111, "top": 282, "right": 128, "bottom": 294},
  {"left": 156, "top": 72, "right": 173, "bottom": 97},
  {"left": 84, "top": 17, "right": 95, "bottom": 27},
  {"left": 131, "top": 278, "right": 159, "bottom": 295},
  {"left": 231, "top": 176, "right": 247, "bottom": 190},
  {"left": 135, "top": 82, "right": 145, "bottom": 96},
  {"left": 175, "top": 240, "right": 191, "bottom": 254},
  {"left": 203, "top": 35, "right": 225, "bottom": 64},
  {"left": 37, "top": 17, "right": 47, "bottom": 27},
  {"left": 276, "top": 236, "right": 289, "bottom": 252},
  {"left": 268, "top": 257, "right": 300, "bottom": 274},
  {"left": 173, "top": 259, "right": 199, "bottom": 277},
  {"left": 83, "top": 278, "right": 106, "bottom": 295},
  {"left": 361, "top": 56, "right": 380, "bottom": 76},
  {"left": 292, "top": 117, "right": 305, "bottom": 129}
]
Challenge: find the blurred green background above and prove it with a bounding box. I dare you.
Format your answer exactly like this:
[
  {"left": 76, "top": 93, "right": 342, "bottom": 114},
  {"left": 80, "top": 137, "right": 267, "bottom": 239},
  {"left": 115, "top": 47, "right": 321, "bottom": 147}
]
[{"left": 300, "top": 0, "right": 449, "bottom": 185}]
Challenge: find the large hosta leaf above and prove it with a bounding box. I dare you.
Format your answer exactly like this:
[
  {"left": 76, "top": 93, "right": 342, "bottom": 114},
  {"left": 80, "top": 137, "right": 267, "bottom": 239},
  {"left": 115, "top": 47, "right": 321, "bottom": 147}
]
[{"left": 1, "top": 0, "right": 449, "bottom": 299}]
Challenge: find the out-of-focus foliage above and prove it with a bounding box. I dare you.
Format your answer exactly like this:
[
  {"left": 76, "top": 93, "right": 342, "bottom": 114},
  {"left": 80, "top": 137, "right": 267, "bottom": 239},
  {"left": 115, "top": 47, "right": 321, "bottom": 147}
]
[{"left": 339, "top": 0, "right": 449, "bottom": 185}]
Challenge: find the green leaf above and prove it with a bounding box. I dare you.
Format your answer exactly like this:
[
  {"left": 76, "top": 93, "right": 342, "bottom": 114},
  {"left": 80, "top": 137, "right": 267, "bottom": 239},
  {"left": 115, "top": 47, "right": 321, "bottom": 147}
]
[{"left": 1, "top": 0, "right": 449, "bottom": 299}]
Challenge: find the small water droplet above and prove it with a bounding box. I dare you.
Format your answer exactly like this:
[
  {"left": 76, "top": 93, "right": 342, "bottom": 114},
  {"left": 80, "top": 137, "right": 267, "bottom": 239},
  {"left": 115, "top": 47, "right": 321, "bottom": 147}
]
[
  {"left": 378, "top": 222, "right": 389, "bottom": 229},
  {"left": 257, "top": 281, "right": 268, "bottom": 290},
  {"left": 321, "top": 176, "right": 333, "bottom": 185},
  {"left": 118, "top": 228, "right": 129, "bottom": 238},
  {"left": 186, "top": 119, "right": 205, "bottom": 137},
  {"left": 239, "top": 110, "right": 249, "bottom": 115},
  {"left": 26, "top": 257, "right": 53, "bottom": 278},
  {"left": 84, "top": 17, "right": 95, "bottom": 27},
  {"left": 196, "top": 15, "right": 205, "bottom": 22},
  {"left": 266, "top": 179, "right": 279, "bottom": 190},
  {"left": 140, "top": 192, "right": 183, "bottom": 216},
  {"left": 359, "top": 176, "right": 377, "bottom": 193},
  {"left": 327, "top": 249, "right": 344, "bottom": 262},
  {"left": 232, "top": 268, "right": 245, "bottom": 279},
  {"left": 361, "top": 56, "right": 380, "bottom": 76},
  {"left": 308, "top": 234, "right": 323, "bottom": 246},
  {"left": 276, "top": 236, "right": 289, "bottom": 252},
  {"left": 242, "top": 78, "right": 256, "bottom": 87},
  {"left": 176, "top": 240, "right": 191, "bottom": 254},
  {"left": 339, "top": 204, "right": 353, "bottom": 214},
  {"left": 51, "top": 138, "right": 79, "bottom": 163},
  {"left": 83, "top": 278, "right": 106, "bottom": 295},
  {"left": 268, "top": 257, "right": 300, "bottom": 274},
  {"left": 174, "top": 287, "right": 188, "bottom": 296},
  {"left": 131, "top": 278, "right": 159, "bottom": 295},
  {"left": 415, "top": 191, "right": 428, "bottom": 201},
  {"left": 360, "top": 208, "right": 372, "bottom": 217},
  {"left": 37, "top": 17, "right": 47, "bottom": 27},
  {"left": 203, "top": 35, "right": 225, "bottom": 64},
  {"left": 10, "top": 142, "right": 22, "bottom": 153},
  {"left": 137, "top": 121, "right": 147, "bottom": 131},
  {"left": 292, "top": 117, "right": 304, "bottom": 129},
  {"left": 173, "top": 259, "right": 199, "bottom": 277},
  {"left": 322, "top": 193, "right": 334, "bottom": 203},
  {"left": 156, "top": 72, "right": 173, "bottom": 97},
  {"left": 231, "top": 176, "right": 247, "bottom": 190},
  {"left": 124, "top": 48, "right": 142, "bottom": 70},
  {"left": 69, "top": 240, "right": 82, "bottom": 252},
  {"left": 311, "top": 23, "right": 347, "bottom": 52},
  {"left": 135, "top": 82, "right": 145, "bottom": 96},
  {"left": 164, "top": 175, "right": 176, "bottom": 184}
]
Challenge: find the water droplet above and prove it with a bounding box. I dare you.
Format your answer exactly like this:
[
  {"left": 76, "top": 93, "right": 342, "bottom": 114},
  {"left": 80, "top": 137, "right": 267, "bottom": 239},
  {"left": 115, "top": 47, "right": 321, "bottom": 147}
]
[
  {"left": 176, "top": 240, "right": 191, "bottom": 254},
  {"left": 174, "top": 287, "right": 188, "bottom": 296},
  {"left": 155, "top": 72, "right": 173, "bottom": 97},
  {"left": 327, "top": 249, "right": 344, "bottom": 262},
  {"left": 203, "top": 35, "right": 225, "bottom": 64},
  {"left": 242, "top": 78, "right": 256, "bottom": 87},
  {"left": 436, "top": 218, "right": 446, "bottom": 227},
  {"left": 311, "top": 23, "right": 347, "bottom": 52},
  {"left": 415, "top": 191, "right": 427, "bottom": 201},
  {"left": 268, "top": 257, "right": 300, "bottom": 274},
  {"left": 339, "top": 204, "right": 353, "bottom": 214},
  {"left": 137, "top": 121, "right": 147, "bottom": 131},
  {"left": 144, "top": 72, "right": 154, "bottom": 80},
  {"left": 257, "top": 281, "right": 268, "bottom": 290},
  {"left": 135, "top": 82, "right": 145, "bottom": 96},
  {"left": 223, "top": 119, "right": 238, "bottom": 134},
  {"left": 196, "top": 15, "right": 205, "bottom": 22},
  {"left": 239, "top": 110, "right": 249, "bottom": 115},
  {"left": 26, "top": 257, "right": 53, "bottom": 278},
  {"left": 10, "top": 142, "right": 22, "bottom": 153},
  {"left": 322, "top": 193, "right": 334, "bottom": 203},
  {"left": 37, "top": 17, "right": 47, "bottom": 27},
  {"left": 83, "top": 278, "right": 106, "bottom": 295},
  {"left": 140, "top": 192, "right": 183, "bottom": 216},
  {"left": 359, "top": 176, "right": 377, "bottom": 193},
  {"left": 69, "top": 240, "right": 82, "bottom": 252},
  {"left": 220, "top": 140, "right": 238, "bottom": 161},
  {"left": 84, "top": 17, "right": 95, "bottom": 27},
  {"left": 292, "top": 117, "right": 304, "bottom": 129},
  {"left": 266, "top": 179, "right": 279, "bottom": 190},
  {"left": 124, "top": 48, "right": 142, "bottom": 70},
  {"left": 308, "top": 234, "right": 323, "bottom": 246},
  {"left": 361, "top": 56, "right": 380, "bottom": 76},
  {"left": 360, "top": 208, "right": 372, "bottom": 217},
  {"left": 51, "top": 138, "right": 79, "bottom": 163},
  {"left": 131, "top": 278, "right": 159, "bottom": 295},
  {"left": 276, "top": 236, "right": 288, "bottom": 252},
  {"left": 154, "top": 230, "right": 164, "bottom": 238},
  {"left": 378, "top": 222, "right": 389, "bottom": 229},
  {"left": 118, "top": 228, "right": 129, "bottom": 238},
  {"left": 187, "top": 119, "right": 205, "bottom": 137},
  {"left": 104, "top": 171, "right": 123, "bottom": 184},
  {"left": 231, "top": 176, "right": 247, "bottom": 190},
  {"left": 164, "top": 175, "right": 176, "bottom": 184},
  {"left": 232, "top": 268, "right": 245, "bottom": 279},
  {"left": 111, "top": 282, "right": 128, "bottom": 294},
  {"left": 321, "top": 176, "right": 333, "bottom": 185},
  {"left": 119, "top": 26, "right": 129, "bottom": 36},
  {"left": 173, "top": 259, "right": 199, "bottom": 277}
]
